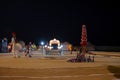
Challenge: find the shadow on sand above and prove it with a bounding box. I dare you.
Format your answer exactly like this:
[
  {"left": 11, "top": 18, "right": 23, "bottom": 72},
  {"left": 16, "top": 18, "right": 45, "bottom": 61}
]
[{"left": 107, "top": 65, "right": 120, "bottom": 78}]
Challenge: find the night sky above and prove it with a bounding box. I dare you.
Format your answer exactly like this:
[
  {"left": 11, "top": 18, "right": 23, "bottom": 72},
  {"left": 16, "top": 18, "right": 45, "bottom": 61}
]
[{"left": 0, "top": 0, "right": 118, "bottom": 46}]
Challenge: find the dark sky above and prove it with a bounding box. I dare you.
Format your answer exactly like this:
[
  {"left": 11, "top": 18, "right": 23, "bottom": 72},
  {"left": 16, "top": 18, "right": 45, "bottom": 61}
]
[{"left": 0, "top": 0, "right": 118, "bottom": 46}]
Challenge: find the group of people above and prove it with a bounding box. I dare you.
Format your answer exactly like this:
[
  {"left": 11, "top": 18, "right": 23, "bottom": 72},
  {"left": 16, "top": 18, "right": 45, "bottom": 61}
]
[
  {"left": 13, "top": 42, "right": 33, "bottom": 58},
  {"left": 24, "top": 42, "right": 32, "bottom": 57},
  {"left": 0, "top": 36, "right": 35, "bottom": 58},
  {"left": 67, "top": 46, "right": 95, "bottom": 62}
]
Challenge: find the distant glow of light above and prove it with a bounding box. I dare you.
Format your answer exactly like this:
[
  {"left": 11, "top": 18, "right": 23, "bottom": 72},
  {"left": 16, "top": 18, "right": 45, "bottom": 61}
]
[
  {"left": 61, "top": 45, "right": 63, "bottom": 48},
  {"left": 41, "top": 41, "right": 44, "bottom": 46},
  {"left": 47, "top": 46, "right": 53, "bottom": 49},
  {"left": 58, "top": 45, "right": 63, "bottom": 49},
  {"left": 44, "top": 45, "right": 47, "bottom": 47}
]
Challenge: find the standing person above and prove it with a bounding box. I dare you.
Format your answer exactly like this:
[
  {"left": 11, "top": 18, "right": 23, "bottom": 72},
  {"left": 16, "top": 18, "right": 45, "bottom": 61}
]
[
  {"left": 11, "top": 32, "right": 16, "bottom": 57},
  {"left": 25, "top": 42, "right": 32, "bottom": 57},
  {"left": 24, "top": 45, "right": 29, "bottom": 57},
  {"left": 14, "top": 40, "right": 22, "bottom": 58},
  {"left": 28, "top": 42, "right": 32, "bottom": 57},
  {"left": 8, "top": 43, "right": 12, "bottom": 53},
  {"left": 1, "top": 38, "right": 8, "bottom": 53}
]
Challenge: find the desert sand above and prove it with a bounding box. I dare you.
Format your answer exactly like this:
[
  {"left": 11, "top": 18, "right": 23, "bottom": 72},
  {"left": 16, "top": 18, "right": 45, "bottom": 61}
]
[{"left": 0, "top": 51, "right": 120, "bottom": 80}]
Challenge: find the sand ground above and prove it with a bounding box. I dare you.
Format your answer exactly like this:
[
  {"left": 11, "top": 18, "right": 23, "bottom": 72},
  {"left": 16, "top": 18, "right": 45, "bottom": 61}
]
[{"left": 0, "top": 51, "right": 120, "bottom": 80}]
